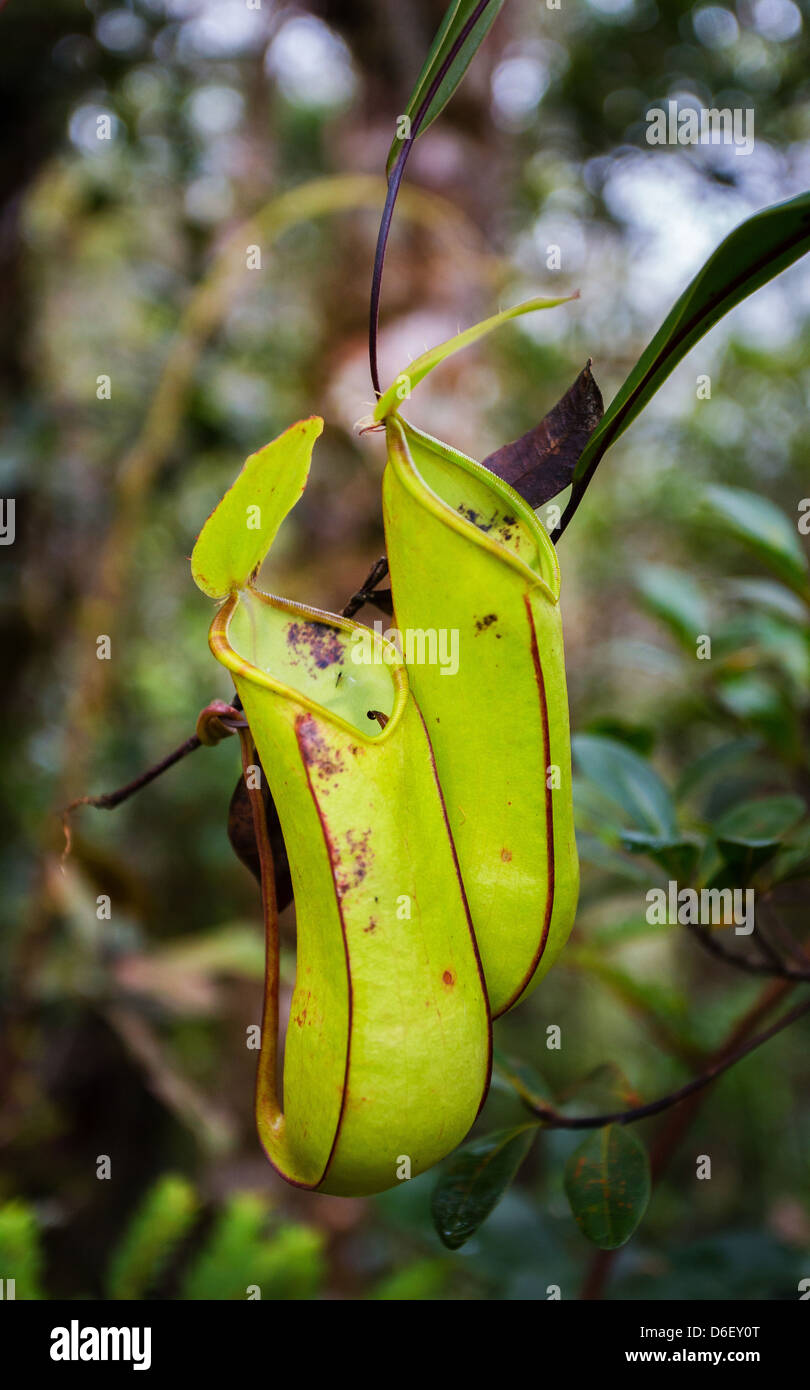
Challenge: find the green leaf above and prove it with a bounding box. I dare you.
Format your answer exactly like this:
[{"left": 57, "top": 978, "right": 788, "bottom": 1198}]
[
  {"left": 675, "top": 736, "right": 762, "bottom": 805},
  {"left": 572, "top": 191, "right": 810, "bottom": 487},
  {"left": 431, "top": 1125, "right": 538, "bottom": 1250},
  {"left": 716, "top": 672, "right": 802, "bottom": 761},
  {"left": 713, "top": 794, "right": 806, "bottom": 880},
  {"left": 373, "top": 295, "right": 576, "bottom": 421},
  {"left": 619, "top": 830, "right": 702, "bottom": 882},
  {"left": 713, "top": 794, "right": 805, "bottom": 848},
  {"left": 182, "top": 1198, "right": 324, "bottom": 1301},
  {"left": 191, "top": 417, "right": 323, "bottom": 598},
  {"left": 492, "top": 1048, "right": 555, "bottom": 1111},
  {"left": 712, "top": 794, "right": 806, "bottom": 875},
  {"left": 0, "top": 1201, "right": 44, "bottom": 1300},
  {"left": 582, "top": 718, "right": 655, "bottom": 757},
  {"left": 564, "top": 1124, "right": 651, "bottom": 1250},
  {"left": 575, "top": 830, "right": 655, "bottom": 884},
  {"left": 764, "top": 821, "right": 810, "bottom": 885},
  {"left": 635, "top": 564, "right": 710, "bottom": 648},
  {"left": 250, "top": 1223, "right": 325, "bottom": 1301},
  {"left": 107, "top": 1175, "right": 198, "bottom": 1300},
  {"left": 566, "top": 1064, "right": 640, "bottom": 1114},
  {"left": 573, "top": 734, "right": 678, "bottom": 838},
  {"left": 721, "top": 611, "right": 810, "bottom": 692},
  {"left": 728, "top": 578, "right": 810, "bottom": 625},
  {"left": 370, "top": 1257, "right": 451, "bottom": 1301},
  {"left": 386, "top": 0, "right": 506, "bottom": 175},
  {"left": 572, "top": 828, "right": 655, "bottom": 884},
  {"left": 702, "top": 484, "right": 810, "bottom": 600}
]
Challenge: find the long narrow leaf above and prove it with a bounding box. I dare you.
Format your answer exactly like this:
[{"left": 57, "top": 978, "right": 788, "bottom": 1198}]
[
  {"left": 571, "top": 190, "right": 810, "bottom": 489},
  {"left": 386, "top": 0, "right": 506, "bottom": 175}
]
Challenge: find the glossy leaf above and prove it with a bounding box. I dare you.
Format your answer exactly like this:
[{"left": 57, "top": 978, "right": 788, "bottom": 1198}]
[
  {"left": 386, "top": 0, "right": 506, "bottom": 175},
  {"left": 431, "top": 1125, "right": 538, "bottom": 1250},
  {"left": 572, "top": 191, "right": 810, "bottom": 488},
  {"left": 635, "top": 564, "right": 711, "bottom": 648},
  {"left": 564, "top": 1124, "right": 651, "bottom": 1250},
  {"left": 713, "top": 794, "right": 805, "bottom": 865},
  {"left": 373, "top": 295, "right": 576, "bottom": 422},
  {"left": 764, "top": 821, "right": 810, "bottom": 885},
  {"left": 575, "top": 831, "right": 654, "bottom": 884},
  {"left": 713, "top": 793, "right": 806, "bottom": 847},
  {"left": 573, "top": 734, "right": 678, "bottom": 838},
  {"left": 675, "top": 736, "right": 762, "bottom": 805},
  {"left": 620, "top": 830, "right": 701, "bottom": 882},
  {"left": 702, "top": 484, "right": 810, "bottom": 600},
  {"left": 713, "top": 795, "right": 806, "bottom": 881},
  {"left": 493, "top": 1049, "right": 555, "bottom": 1111}
]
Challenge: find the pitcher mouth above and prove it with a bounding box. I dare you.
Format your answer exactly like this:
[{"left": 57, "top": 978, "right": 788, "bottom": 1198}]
[
  {"left": 209, "top": 586, "right": 410, "bottom": 743},
  {"left": 386, "top": 416, "right": 561, "bottom": 605}
]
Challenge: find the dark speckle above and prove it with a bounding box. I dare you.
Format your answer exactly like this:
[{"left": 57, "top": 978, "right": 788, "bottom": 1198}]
[
  {"left": 286, "top": 620, "right": 345, "bottom": 676},
  {"left": 333, "top": 826, "right": 374, "bottom": 900},
  {"left": 297, "top": 713, "right": 345, "bottom": 788},
  {"left": 458, "top": 504, "right": 491, "bottom": 531}
]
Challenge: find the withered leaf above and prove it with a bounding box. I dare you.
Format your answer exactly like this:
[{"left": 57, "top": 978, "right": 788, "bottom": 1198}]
[
  {"left": 227, "top": 764, "right": 293, "bottom": 912},
  {"left": 481, "top": 361, "right": 604, "bottom": 509}
]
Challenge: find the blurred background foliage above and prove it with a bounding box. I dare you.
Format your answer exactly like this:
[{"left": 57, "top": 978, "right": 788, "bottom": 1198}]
[{"left": 1, "top": 0, "right": 809, "bottom": 1300}]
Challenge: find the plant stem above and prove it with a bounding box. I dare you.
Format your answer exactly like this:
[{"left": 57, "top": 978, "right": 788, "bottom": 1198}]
[
  {"left": 580, "top": 978, "right": 793, "bottom": 1299},
  {"left": 61, "top": 734, "right": 202, "bottom": 844},
  {"left": 527, "top": 991, "right": 809, "bottom": 1130},
  {"left": 369, "top": 0, "right": 496, "bottom": 396},
  {"left": 686, "top": 918, "right": 810, "bottom": 982}
]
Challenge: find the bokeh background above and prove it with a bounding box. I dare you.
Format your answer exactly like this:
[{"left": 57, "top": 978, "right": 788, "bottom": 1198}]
[{"left": 2, "top": 0, "right": 810, "bottom": 1300}]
